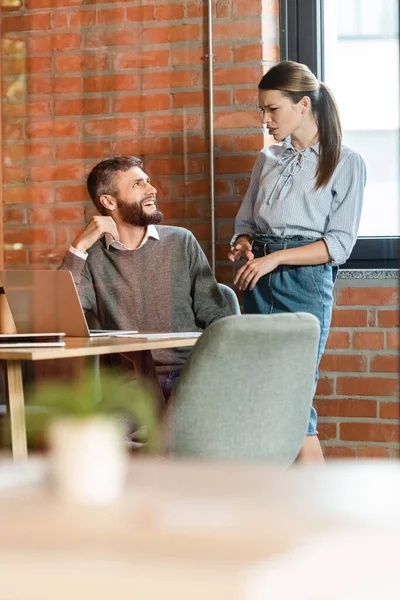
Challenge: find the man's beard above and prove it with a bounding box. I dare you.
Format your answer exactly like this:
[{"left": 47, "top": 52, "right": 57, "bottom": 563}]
[{"left": 116, "top": 197, "right": 163, "bottom": 227}]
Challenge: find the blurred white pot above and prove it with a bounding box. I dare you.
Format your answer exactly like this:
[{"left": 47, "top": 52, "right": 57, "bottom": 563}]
[{"left": 49, "top": 416, "right": 127, "bottom": 505}]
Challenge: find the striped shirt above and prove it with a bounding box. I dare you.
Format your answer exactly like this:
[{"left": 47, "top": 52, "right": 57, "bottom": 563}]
[{"left": 232, "top": 137, "right": 367, "bottom": 266}]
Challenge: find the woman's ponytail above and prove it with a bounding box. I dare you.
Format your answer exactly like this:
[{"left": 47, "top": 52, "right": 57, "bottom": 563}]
[{"left": 315, "top": 82, "right": 342, "bottom": 188}]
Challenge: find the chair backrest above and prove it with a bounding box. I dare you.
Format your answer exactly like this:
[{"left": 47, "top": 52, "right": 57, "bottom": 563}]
[
  {"left": 169, "top": 313, "right": 320, "bottom": 466},
  {"left": 218, "top": 283, "right": 241, "bottom": 315}
]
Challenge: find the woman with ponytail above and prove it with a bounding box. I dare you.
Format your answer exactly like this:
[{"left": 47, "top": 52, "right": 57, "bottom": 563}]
[{"left": 229, "top": 61, "right": 366, "bottom": 462}]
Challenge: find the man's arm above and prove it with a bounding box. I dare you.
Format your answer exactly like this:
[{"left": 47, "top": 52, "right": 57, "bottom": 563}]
[
  {"left": 59, "top": 215, "right": 118, "bottom": 315},
  {"left": 187, "top": 233, "right": 233, "bottom": 328}
]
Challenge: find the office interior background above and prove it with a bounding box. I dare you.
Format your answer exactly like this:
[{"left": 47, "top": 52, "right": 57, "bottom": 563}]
[{"left": 0, "top": 0, "right": 399, "bottom": 459}]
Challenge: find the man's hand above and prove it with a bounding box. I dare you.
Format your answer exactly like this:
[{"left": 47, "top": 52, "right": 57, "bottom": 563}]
[
  {"left": 228, "top": 235, "right": 254, "bottom": 262},
  {"left": 71, "top": 216, "right": 119, "bottom": 254},
  {"left": 234, "top": 254, "right": 280, "bottom": 291}
]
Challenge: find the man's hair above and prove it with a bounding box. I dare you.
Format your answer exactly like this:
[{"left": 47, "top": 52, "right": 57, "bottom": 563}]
[{"left": 87, "top": 156, "right": 143, "bottom": 215}]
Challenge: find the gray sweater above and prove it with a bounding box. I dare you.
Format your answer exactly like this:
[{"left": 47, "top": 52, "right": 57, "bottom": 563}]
[{"left": 60, "top": 226, "right": 232, "bottom": 370}]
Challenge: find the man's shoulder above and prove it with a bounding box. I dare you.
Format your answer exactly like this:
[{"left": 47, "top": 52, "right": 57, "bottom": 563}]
[{"left": 156, "top": 225, "right": 195, "bottom": 243}]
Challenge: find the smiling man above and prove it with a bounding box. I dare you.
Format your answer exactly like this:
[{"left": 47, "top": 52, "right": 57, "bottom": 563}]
[{"left": 60, "top": 155, "right": 232, "bottom": 398}]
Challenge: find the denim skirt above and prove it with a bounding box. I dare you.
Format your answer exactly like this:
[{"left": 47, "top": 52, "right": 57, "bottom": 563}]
[{"left": 243, "top": 234, "right": 338, "bottom": 436}]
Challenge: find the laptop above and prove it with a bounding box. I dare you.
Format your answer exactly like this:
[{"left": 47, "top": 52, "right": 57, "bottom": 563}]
[{"left": 0, "top": 270, "right": 138, "bottom": 338}]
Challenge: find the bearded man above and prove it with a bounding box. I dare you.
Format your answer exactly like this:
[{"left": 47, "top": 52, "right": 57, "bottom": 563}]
[{"left": 60, "top": 156, "right": 232, "bottom": 398}]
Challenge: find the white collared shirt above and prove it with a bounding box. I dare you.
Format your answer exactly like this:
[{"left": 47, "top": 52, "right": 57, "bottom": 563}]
[{"left": 69, "top": 225, "right": 160, "bottom": 260}]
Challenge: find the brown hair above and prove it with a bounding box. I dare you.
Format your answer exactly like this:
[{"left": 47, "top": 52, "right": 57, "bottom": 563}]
[
  {"left": 87, "top": 156, "right": 143, "bottom": 215},
  {"left": 258, "top": 61, "right": 342, "bottom": 188}
]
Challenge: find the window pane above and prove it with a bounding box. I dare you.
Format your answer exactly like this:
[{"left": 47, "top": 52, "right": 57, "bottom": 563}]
[{"left": 324, "top": 0, "right": 400, "bottom": 237}]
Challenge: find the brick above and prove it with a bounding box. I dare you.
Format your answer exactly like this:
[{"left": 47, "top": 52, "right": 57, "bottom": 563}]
[
  {"left": 161, "top": 201, "right": 210, "bottom": 220},
  {"left": 29, "top": 163, "right": 83, "bottom": 183},
  {"left": 113, "top": 137, "right": 170, "bottom": 156},
  {"left": 378, "top": 310, "right": 400, "bottom": 328},
  {"left": 142, "top": 24, "right": 201, "bottom": 45},
  {"left": 53, "top": 12, "right": 68, "bottom": 28},
  {"left": 2, "top": 13, "right": 51, "bottom": 33},
  {"left": 4, "top": 227, "right": 54, "bottom": 246},
  {"left": 336, "top": 287, "right": 399, "bottom": 306},
  {"left": 323, "top": 446, "right": 356, "bottom": 458},
  {"left": 337, "top": 377, "right": 399, "bottom": 397},
  {"left": 3, "top": 166, "right": 26, "bottom": 184},
  {"left": 26, "top": 0, "right": 82, "bottom": 7},
  {"left": 29, "top": 248, "right": 66, "bottom": 266},
  {"left": 83, "top": 118, "right": 140, "bottom": 137},
  {"left": 3, "top": 56, "right": 52, "bottom": 76},
  {"left": 213, "top": 21, "right": 261, "bottom": 41},
  {"left": 315, "top": 377, "right": 334, "bottom": 396},
  {"left": 114, "top": 94, "right": 170, "bottom": 113},
  {"left": 28, "top": 35, "right": 52, "bottom": 54},
  {"left": 188, "top": 222, "right": 212, "bottom": 241},
  {"left": 368, "top": 309, "right": 377, "bottom": 326},
  {"left": 26, "top": 120, "right": 81, "bottom": 139},
  {"left": 235, "top": 178, "right": 251, "bottom": 195},
  {"left": 214, "top": 66, "right": 262, "bottom": 86},
  {"left": 318, "top": 422, "right": 337, "bottom": 441},
  {"left": 233, "top": 0, "right": 262, "bottom": 15},
  {"left": 234, "top": 88, "right": 262, "bottom": 106},
  {"left": 3, "top": 142, "right": 52, "bottom": 162},
  {"left": 4, "top": 100, "right": 52, "bottom": 119},
  {"left": 171, "top": 136, "right": 208, "bottom": 154},
  {"left": 234, "top": 44, "right": 263, "bottom": 62},
  {"left": 387, "top": 331, "right": 399, "bottom": 350},
  {"left": 3, "top": 187, "right": 53, "bottom": 205},
  {"left": 215, "top": 264, "right": 235, "bottom": 284},
  {"left": 187, "top": 1, "right": 205, "bottom": 18},
  {"left": 29, "top": 207, "right": 84, "bottom": 225},
  {"left": 370, "top": 356, "right": 399, "bottom": 373},
  {"left": 143, "top": 114, "right": 202, "bottom": 134},
  {"left": 54, "top": 98, "right": 108, "bottom": 117},
  {"left": 51, "top": 33, "right": 82, "bottom": 52},
  {"left": 379, "top": 402, "right": 400, "bottom": 419},
  {"left": 234, "top": 133, "right": 264, "bottom": 152},
  {"left": 314, "top": 398, "right": 377, "bottom": 418},
  {"left": 55, "top": 53, "right": 109, "bottom": 73},
  {"left": 215, "top": 155, "right": 258, "bottom": 174},
  {"left": 215, "top": 201, "right": 242, "bottom": 218},
  {"left": 217, "top": 221, "right": 235, "bottom": 241},
  {"left": 69, "top": 9, "right": 97, "bottom": 28},
  {"left": 340, "top": 423, "right": 399, "bottom": 443},
  {"left": 155, "top": 4, "right": 185, "bottom": 20},
  {"left": 55, "top": 228, "right": 68, "bottom": 246},
  {"left": 215, "top": 134, "right": 234, "bottom": 152},
  {"left": 97, "top": 8, "right": 125, "bottom": 25},
  {"left": 55, "top": 141, "right": 112, "bottom": 160},
  {"left": 215, "top": 180, "right": 233, "bottom": 196},
  {"left": 55, "top": 186, "right": 88, "bottom": 203},
  {"left": 330, "top": 309, "right": 368, "bottom": 328},
  {"left": 172, "top": 47, "right": 206, "bottom": 67},
  {"left": 142, "top": 70, "right": 201, "bottom": 90},
  {"left": 319, "top": 354, "right": 367, "bottom": 372},
  {"left": 216, "top": 0, "right": 231, "bottom": 18},
  {"left": 84, "top": 74, "right": 139, "bottom": 93},
  {"left": 126, "top": 5, "right": 155, "bottom": 21},
  {"left": 357, "top": 446, "right": 392, "bottom": 458},
  {"left": 214, "top": 110, "right": 260, "bottom": 129},
  {"left": 4, "top": 208, "right": 27, "bottom": 225},
  {"left": 145, "top": 158, "right": 203, "bottom": 176},
  {"left": 85, "top": 30, "right": 140, "bottom": 49},
  {"left": 114, "top": 49, "right": 169, "bottom": 70},
  {"left": 174, "top": 179, "right": 211, "bottom": 198},
  {"left": 4, "top": 249, "right": 28, "bottom": 265},
  {"left": 353, "top": 332, "right": 384, "bottom": 350},
  {"left": 325, "top": 331, "right": 350, "bottom": 349}
]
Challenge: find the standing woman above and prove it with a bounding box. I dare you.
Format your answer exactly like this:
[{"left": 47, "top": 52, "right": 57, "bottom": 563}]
[{"left": 228, "top": 61, "right": 366, "bottom": 462}]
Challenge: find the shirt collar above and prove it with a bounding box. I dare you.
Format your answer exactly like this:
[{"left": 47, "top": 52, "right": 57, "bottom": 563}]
[
  {"left": 282, "top": 136, "right": 320, "bottom": 155},
  {"left": 105, "top": 224, "right": 160, "bottom": 251}
]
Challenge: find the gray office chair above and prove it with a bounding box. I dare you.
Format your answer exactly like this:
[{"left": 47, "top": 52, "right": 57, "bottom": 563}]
[
  {"left": 218, "top": 283, "right": 241, "bottom": 315},
  {"left": 168, "top": 313, "right": 320, "bottom": 466}
]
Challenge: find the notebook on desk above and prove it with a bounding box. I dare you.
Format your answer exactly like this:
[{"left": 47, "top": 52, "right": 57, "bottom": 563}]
[
  {"left": 0, "top": 333, "right": 66, "bottom": 348},
  {"left": 0, "top": 270, "right": 137, "bottom": 338}
]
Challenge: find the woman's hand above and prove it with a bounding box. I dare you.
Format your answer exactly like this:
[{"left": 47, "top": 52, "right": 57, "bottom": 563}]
[
  {"left": 228, "top": 235, "right": 254, "bottom": 262},
  {"left": 234, "top": 254, "right": 280, "bottom": 291}
]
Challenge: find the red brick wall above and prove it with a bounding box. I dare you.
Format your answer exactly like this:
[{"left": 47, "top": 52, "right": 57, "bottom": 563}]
[
  {"left": 1, "top": 1, "right": 398, "bottom": 459},
  {"left": 0, "top": 0, "right": 278, "bottom": 272},
  {"left": 318, "top": 279, "right": 399, "bottom": 459}
]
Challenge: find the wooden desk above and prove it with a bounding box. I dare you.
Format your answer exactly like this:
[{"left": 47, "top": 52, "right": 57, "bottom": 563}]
[
  {"left": 0, "top": 458, "right": 399, "bottom": 599},
  {"left": 0, "top": 335, "right": 199, "bottom": 461}
]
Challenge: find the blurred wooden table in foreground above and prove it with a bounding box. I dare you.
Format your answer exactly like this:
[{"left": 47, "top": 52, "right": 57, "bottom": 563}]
[{"left": 0, "top": 457, "right": 400, "bottom": 599}]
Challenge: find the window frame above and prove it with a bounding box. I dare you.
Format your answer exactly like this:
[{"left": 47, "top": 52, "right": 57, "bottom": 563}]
[{"left": 279, "top": 0, "right": 400, "bottom": 269}]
